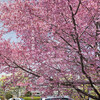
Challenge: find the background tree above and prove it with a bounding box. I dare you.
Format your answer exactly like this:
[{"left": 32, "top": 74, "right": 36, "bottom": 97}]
[{"left": 25, "top": 91, "right": 32, "bottom": 97}]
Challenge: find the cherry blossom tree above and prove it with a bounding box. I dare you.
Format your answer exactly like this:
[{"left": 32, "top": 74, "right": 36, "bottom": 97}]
[{"left": 0, "top": 0, "right": 100, "bottom": 99}]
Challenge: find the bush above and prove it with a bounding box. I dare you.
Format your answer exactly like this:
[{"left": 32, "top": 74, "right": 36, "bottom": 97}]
[
  {"left": 23, "top": 97, "right": 40, "bottom": 100},
  {"left": 33, "top": 97, "right": 40, "bottom": 100},
  {"left": 23, "top": 97, "right": 33, "bottom": 100},
  {"left": 25, "top": 91, "right": 32, "bottom": 97},
  {"left": 0, "top": 96, "right": 4, "bottom": 100},
  {"left": 5, "top": 92, "right": 13, "bottom": 99}
]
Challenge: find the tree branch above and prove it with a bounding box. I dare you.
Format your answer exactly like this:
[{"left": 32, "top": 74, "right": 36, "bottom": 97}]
[
  {"left": 68, "top": 1, "right": 100, "bottom": 98},
  {"left": 74, "top": 0, "right": 81, "bottom": 15}
]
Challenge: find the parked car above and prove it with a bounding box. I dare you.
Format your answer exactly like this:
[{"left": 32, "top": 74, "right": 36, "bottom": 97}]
[
  {"left": 19, "top": 98, "right": 24, "bottom": 100},
  {"left": 40, "top": 96, "right": 73, "bottom": 100}
]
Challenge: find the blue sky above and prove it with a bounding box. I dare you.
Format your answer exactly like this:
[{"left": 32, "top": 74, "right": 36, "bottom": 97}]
[
  {"left": 2, "top": 31, "right": 20, "bottom": 43},
  {"left": 0, "top": 0, "right": 19, "bottom": 42},
  {"left": 0, "top": 22, "right": 19, "bottom": 42}
]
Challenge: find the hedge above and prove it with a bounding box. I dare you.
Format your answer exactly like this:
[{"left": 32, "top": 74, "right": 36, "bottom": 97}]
[{"left": 23, "top": 96, "right": 40, "bottom": 100}]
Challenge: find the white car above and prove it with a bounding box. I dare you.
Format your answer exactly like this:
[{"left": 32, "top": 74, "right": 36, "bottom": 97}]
[{"left": 40, "top": 96, "right": 74, "bottom": 100}]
